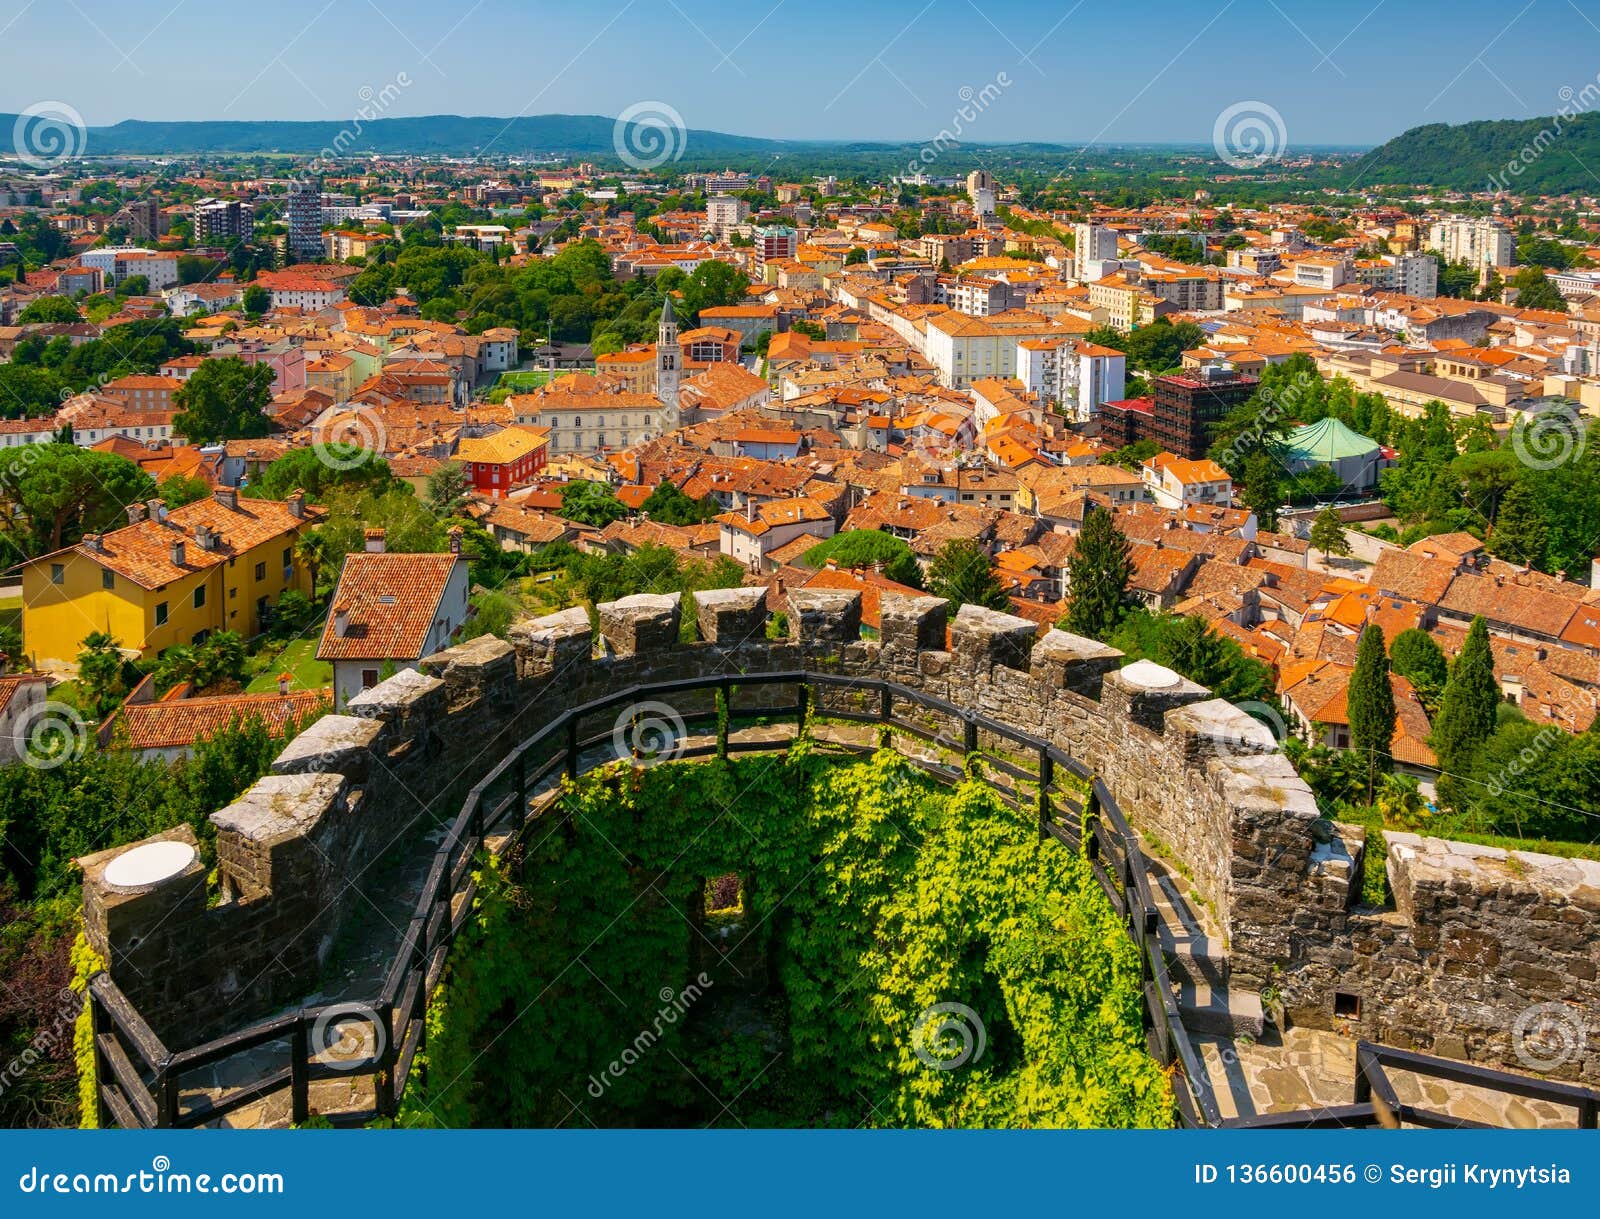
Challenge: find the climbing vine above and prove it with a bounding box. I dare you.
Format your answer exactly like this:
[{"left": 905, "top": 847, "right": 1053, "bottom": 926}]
[{"left": 399, "top": 746, "right": 1171, "bottom": 1129}]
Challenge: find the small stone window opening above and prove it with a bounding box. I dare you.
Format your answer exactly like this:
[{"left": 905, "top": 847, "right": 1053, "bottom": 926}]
[{"left": 1334, "top": 991, "right": 1361, "bottom": 1020}]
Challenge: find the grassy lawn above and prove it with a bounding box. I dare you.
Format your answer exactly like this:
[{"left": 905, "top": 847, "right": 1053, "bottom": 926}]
[
  {"left": 495, "top": 368, "right": 584, "bottom": 392},
  {"left": 246, "top": 637, "right": 332, "bottom": 692}
]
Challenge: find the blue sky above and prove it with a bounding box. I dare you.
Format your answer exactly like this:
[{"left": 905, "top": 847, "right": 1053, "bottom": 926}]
[{"left": 2, "top": 0, "right": 1596, "bottom": 145}]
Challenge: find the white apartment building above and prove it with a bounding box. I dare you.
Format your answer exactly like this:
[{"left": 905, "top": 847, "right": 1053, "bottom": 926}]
[
  {"left": 1073, "top": 223, "right": 1120, "bottom": 282},
  {"left": 79, "top": 247, "right": 179, "bottom": 291},
  {"left": 1141, "top": 453, "right": 1234, "bottom": 511},
  {"left": 706, "top": 194, "right": 750, "bottom": 239},
  {"left": 1293, "top": 256, "right": 1354, "bottom": 291},
  {"left": 1427, "top": 216, "right": 1515, "bottom": 278},
  {"left": 1354, "top": 253, "right": 1439, "bottom": 298},
  {"left": 923, "top": 309, "right": 1074, "bottom": 389},
  {"left": 1016, "top": 337, "right": 1126, "bottom": 421}
]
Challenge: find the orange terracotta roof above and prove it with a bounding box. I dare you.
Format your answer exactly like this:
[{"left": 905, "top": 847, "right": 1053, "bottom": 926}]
[{"left": 317, "top": 552, "right": 465, "bottom": 662}]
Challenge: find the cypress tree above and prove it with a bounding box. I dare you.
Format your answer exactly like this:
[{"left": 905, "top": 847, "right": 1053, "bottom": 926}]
[
  {"left": 1432, "top": 615, "right": 1499, "bottom": 809},
  {"left": 1389, "top": 627, "right": 1448, "bottom": 714},
  {"left": 1063, "top": 505, "right": 1133, "bottom": 641},
  {"left": 1347, "top": 623, "right": 1395, "bottom": 805}
]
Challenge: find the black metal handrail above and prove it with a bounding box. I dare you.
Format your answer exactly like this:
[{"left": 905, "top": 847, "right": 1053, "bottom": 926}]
[{"left": 100, "top": 670, "right": 1592, "bottom": 1132}]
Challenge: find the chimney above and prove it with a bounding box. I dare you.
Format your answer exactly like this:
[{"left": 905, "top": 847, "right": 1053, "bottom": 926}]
[
  {"left": 170, "top": 539, "right": 186, "bottom": 567},
  {"left": 84, "top": 533, "right": 104, "bottom": 553},
  {"left": 448, "top": 525, "right": 463, "bottom": 554},
  {"left": 364, "top": 528, "right": 386, "bottom": 553},
  {"left": 334, "top": 600, "right": 350, "bottom": 637},
  {"left": 125, "top": 503, "right": 145, "bottom": 525},
  {"left": 277, "top": 672, "right": 293, "bottom": 696},
  {"left": 213, "top": 486, "right": 238, "bottom": 511},
  {"left": 148, "top": 498, "right": 167, "bottom": 524},
  {"left": 286, "top": 488, "right": 306, "bottom": 519}
]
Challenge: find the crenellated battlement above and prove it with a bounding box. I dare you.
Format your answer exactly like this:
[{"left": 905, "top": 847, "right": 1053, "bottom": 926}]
[{"left": 80, "top": 588, "right": 1599, "bottom": 1085}]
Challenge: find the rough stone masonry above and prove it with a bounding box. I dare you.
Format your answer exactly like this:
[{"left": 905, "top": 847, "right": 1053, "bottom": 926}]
[{"left": 80, "top": 589, "right": 1598, "bottom": 1084}]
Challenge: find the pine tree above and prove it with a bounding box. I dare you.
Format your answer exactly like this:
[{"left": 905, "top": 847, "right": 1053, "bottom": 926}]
[
  {"left": 1347, "top": 623, "right": 1395, "bottom": 805},
  {"left": 1063, "top": 505, "right": 1133, "bottom": 641},
  {"left": 926, "top": 538, "right": 1008, "bottom": 611},
  {"left": 1432, "top": 615, "right": 1499, "bottom": 809}
]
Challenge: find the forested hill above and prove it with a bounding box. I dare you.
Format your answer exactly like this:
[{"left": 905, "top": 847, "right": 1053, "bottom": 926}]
[
  {"left": 1349, "top": 114, "right": 1600, "bottom": 193},
  {"left": 0, "top": 112, "right": 797, "bottom": 158}
]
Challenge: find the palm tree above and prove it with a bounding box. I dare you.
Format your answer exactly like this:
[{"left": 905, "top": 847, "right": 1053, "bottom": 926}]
[{"left": 294, "top": 530, "right": 330, "bottom": 596}]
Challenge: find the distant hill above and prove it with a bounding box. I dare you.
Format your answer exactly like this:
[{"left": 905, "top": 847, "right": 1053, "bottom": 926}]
[
  {"left": 1, "top": 112, "right": 798, "bottom": 158},
  {"left": 1350, "top": 114, "right": 1600, "bottom": 193}
]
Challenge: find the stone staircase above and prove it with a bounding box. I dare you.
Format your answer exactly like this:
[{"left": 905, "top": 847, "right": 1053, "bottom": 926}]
[{"left": 1146, "top": 859, "right": 1263, "bottom": 1039}]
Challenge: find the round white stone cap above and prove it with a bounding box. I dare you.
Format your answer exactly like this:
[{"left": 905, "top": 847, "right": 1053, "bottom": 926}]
[
  {"left": 1121, "top": 659, "right": 1181, "bottom": 690},
  {"left": 104, "top": 840, "right": 197, "bottom": 890}
]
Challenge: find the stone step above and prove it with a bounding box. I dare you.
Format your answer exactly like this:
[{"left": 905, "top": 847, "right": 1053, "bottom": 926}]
[
  {"left": 1177, "top": 983, "right": 1264, "bottom": 1039},
  {"left": 1161, "top": 931, "right": 1231, "bottom": 989}
]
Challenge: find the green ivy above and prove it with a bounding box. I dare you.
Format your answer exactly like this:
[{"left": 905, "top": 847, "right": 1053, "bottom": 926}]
[
  {"left": 399, "top": 747, "right": 1171, "bottom": 1129},
  {"left": 70, "top": 931, "right": 104, "bottom": 1129}
]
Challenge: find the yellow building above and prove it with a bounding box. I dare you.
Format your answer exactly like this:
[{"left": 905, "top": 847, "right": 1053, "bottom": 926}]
[{"left": 21, "top": 489, "right": 322, "bottom": 670}]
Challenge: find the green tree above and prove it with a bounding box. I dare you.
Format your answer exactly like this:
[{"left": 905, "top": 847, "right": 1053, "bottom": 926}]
[
  {"left": 926, "top": 538, "right": 1007, "bottom": 611},
  {"left": 425, "top": 462, "right": 469, "bottom": 516},
  {"left": 76, "top": 631, "right": 126, "bottom": 717},
  {"left": 1488, "top": 478, "right": 1546, "bottom": 567},
  {"left": 172, "top": 357, "right": 275, "bottom": 444},
  {"left": 1347, "top": 624, "right": 1396, "bottom": 805},
  {"left": 1432, "top": 615, "right": 1499, "bottom": 809},
  {"left": 1389, "top": 628, "right": 1448, "bottom": 716},
  {"left": 1062, "top": 505, "right": 1133, "bottom": 641},
  {"left": 641, "top": 480, "right": 720, "bottom": 526},
  {"left": 1309, "top": 507, "right": 1350, "bottom": 557},
  {"left": 802, "top": 529, "right": 922, "bottom": 587},
  {"left": 16, "top": 295, "right": 81, "bottom": 324},
  {"left": 253, "top": 446, "right": 395, "bottom": 501},
  {"left": 1509, "top": 265, "right": 1567, "bottom": 312},
  {"left": 1237, "top": 452, "right": 1284, "bottom": 532},
  {"left": 156, "top": 473, "right": 212, "bottom": 508},
  {"left": 241, "top": 284, "right": 270, "bottom": 315},
  {"left": 557, "top": 480, "right": 628, "bottom": 527},
  {"left": 0, "top": 445, "right": 155, "bottom": 558},
  {"left": 1107, "top": 610, "right": 1273, "bottom": 704}
]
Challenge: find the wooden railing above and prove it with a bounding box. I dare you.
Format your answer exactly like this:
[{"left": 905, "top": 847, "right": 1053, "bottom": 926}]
[
  {"left": 1225, "top": 1040, "right": 1600, "bottom": 1129},
  {"left": 92, "top": 670, "right": 1588, "bottom": 1132}
]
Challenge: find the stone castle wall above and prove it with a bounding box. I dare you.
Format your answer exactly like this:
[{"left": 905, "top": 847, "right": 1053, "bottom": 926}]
[{"left": 80, "top": 589, "right": 1598, "bottom": 1083}]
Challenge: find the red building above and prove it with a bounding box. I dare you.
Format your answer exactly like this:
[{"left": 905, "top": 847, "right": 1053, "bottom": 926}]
[{"left": 456, "top": 426, "right": 550, "bottom": 498}]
